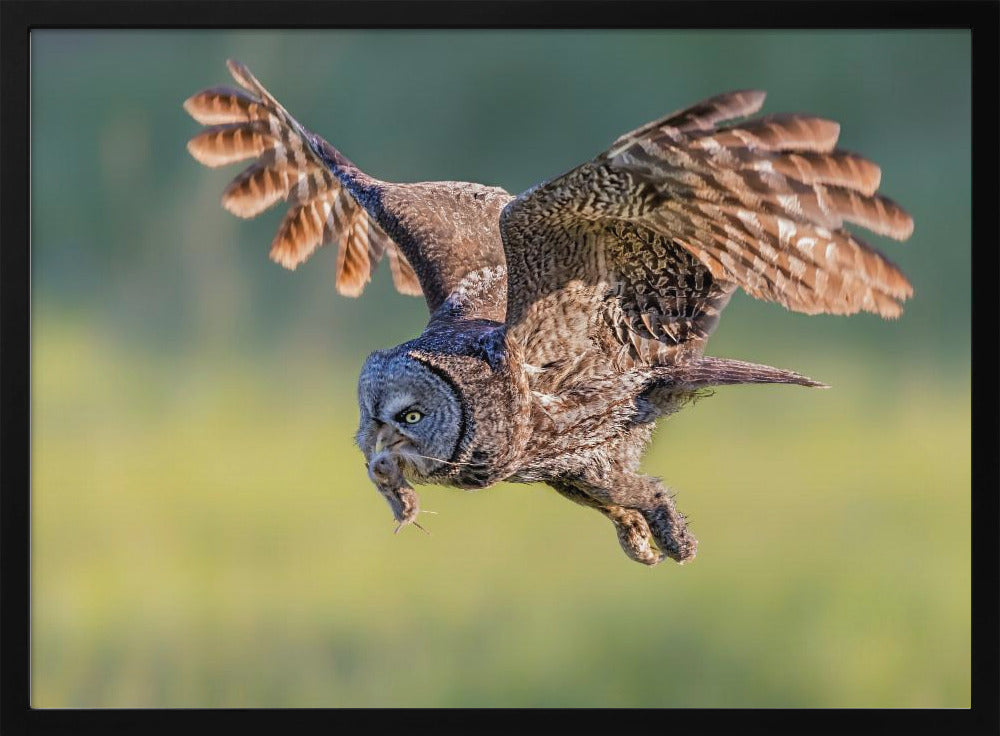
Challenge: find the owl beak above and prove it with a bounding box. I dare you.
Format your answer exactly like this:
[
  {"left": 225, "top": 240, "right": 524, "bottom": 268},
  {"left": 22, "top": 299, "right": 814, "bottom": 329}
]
[{"left": 373, "top": 424, "right": 400, "bottom": 455}]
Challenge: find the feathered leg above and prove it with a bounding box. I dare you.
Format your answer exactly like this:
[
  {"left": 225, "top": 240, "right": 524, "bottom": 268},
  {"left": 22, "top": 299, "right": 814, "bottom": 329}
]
[{"left": 548, "top": 476, "right": 697, "bottom": 566}]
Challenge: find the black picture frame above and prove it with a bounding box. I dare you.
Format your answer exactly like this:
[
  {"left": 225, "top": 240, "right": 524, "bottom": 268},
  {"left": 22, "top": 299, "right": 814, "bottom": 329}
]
[{"left": 2, "top": 2, "right": 997, "bottom": 734}]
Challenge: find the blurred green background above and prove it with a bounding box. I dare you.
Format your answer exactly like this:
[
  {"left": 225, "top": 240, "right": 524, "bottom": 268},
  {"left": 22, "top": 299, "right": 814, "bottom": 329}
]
[{"left": 31, "top": 30, "right": 970, "bottom": 708}]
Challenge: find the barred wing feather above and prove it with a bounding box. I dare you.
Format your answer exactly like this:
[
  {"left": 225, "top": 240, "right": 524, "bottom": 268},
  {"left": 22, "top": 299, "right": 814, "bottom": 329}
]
[
  {"left": 184, "top": 60, "right": 422, "bottom": 299},
  {"left": 500, "top": 90, "right": 913, "bottom": 370}
]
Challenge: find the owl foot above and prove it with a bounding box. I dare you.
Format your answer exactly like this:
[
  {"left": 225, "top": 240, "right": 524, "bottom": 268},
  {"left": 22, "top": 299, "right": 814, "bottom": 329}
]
[
  {"left": 546, "top": 477, "right": 696, "bottom": 565},
  {"left": 641, "top": 500, "right": 697, "bottom": 564},
  {"left": 605, "top": 475, "right": 697, "bottom": 563},
  {"left": 603, "top": 504, "right": 697, "bottom": 565},
  {"left": 604, "top": 506, "right": 664, "bottom": 566}
]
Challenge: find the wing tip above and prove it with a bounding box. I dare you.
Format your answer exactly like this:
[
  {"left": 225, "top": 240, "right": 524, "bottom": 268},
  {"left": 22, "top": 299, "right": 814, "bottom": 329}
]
[
  {"left": 185, "top": 136, "right": 207, "bottom": 164},
  {"left": 221, "top": 192, "right": 264, "bottom": 219},
  {"left": 226, "top": 58, "right": 251, "bottom": 86},
  {"left": 736, "top": 89, "right": 768, "bottom": 111},
  {"left": 335, "top": 279, "right": 368, "bottom": 298},
  {"left": 889, "top": 209, "right": 915, "bottom": 241},
  {"left": 185, "top": 133, "right": 228, "bottom": 168},
  {"left": 182, "top": 94, "right": 200, "bottom": 120},
  {"left": 876, "top": 302, "right": 905, "bottom": 320},
  {"left": 710, "top": 89, "right": 768, "bottom": 118},
  {"left": 268, "top": 243, "right": 303, "bottom": 271},
  {"left": 394, "top": 283, "right": 425, "bottom": 298},
  {"left": 182, "top": 90, "right": 224, "bottom": 126}
]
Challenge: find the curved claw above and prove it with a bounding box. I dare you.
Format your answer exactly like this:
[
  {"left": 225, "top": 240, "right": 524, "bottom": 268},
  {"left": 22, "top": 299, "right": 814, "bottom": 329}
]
[
  {"left": 641, "top": 503, "right": 698, "bottom": 564},
  {"left": 603, "top": 506, "right": 665, "bottom": 566}
]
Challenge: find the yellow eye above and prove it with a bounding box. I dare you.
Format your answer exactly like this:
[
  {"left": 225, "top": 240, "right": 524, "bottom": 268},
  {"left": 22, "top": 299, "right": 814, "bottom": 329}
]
[{"left": 403, "top": 410, "right": 423, "bottom": 424}]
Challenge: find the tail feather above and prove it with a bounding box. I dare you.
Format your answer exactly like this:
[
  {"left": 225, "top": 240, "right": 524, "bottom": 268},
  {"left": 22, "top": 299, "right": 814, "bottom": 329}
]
[{"left": 664, "top": 356, "right": 827, "bottom": 389}]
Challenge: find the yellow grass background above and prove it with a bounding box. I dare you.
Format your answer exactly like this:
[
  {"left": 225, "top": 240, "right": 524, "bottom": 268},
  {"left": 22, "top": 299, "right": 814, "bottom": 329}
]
[{"left": 32, "top": 320, "right": 970, "bottom": 707}]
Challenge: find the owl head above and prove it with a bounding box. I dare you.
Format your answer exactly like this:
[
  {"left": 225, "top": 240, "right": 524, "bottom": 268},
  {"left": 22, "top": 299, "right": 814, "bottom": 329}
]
[
  {"left": 355, "top": 346, "right": 466, "bottom": 482},
  {"left": 355, "top": 329, "right": 531, "bottom": 488}
]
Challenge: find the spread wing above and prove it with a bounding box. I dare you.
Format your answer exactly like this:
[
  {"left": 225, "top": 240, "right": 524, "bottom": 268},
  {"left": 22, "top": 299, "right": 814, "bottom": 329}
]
[
  {"left": 499, "top": 90, "right": 913, "bottom": 371},
  {"left": 184, "top": 60, "right": 422, "bottom": 300}
]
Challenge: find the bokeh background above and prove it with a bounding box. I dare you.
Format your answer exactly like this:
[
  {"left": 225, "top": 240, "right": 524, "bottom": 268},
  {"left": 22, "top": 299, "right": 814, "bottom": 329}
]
[{"left": 31, "top": 30, "right": 970, "bottom": 708}]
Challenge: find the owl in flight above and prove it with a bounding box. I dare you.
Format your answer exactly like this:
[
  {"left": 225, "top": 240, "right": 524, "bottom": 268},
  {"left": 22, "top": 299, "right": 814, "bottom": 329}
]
[{"left": 185, "top": 61, "right": 912, "bottom": 566}]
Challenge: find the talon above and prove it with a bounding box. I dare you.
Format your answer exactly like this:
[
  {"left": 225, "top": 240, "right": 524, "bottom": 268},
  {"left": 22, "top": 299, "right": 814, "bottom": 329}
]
[
  {"left": 642, "top": 504, "right": 697, "bottom": 564},
  {"left": 604, "top": 506, "right": 663, "bottom": 566}
]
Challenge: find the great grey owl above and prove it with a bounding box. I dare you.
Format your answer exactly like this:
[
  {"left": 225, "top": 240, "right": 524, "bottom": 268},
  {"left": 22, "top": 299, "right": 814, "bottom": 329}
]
[{"left": 185, "top": 61, "right": 912, "bottom": 566}]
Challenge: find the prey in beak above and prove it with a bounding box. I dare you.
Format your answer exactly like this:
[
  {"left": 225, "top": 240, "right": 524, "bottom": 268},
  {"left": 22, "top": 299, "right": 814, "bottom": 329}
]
[
  {"left": 365, "top": 424, "right": 432, "bottom": 534},
  {"left": 366, "top": 453, "right": 428, "bottom": 534},
  {"left": 369, "top": 423, "right": 437, "bottom": 480}
]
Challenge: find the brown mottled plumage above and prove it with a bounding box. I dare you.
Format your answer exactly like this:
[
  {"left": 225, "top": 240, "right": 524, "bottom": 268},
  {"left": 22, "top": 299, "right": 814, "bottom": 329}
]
[{"left": 185, "top": 61, "right": 913, "bottom": 566}]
